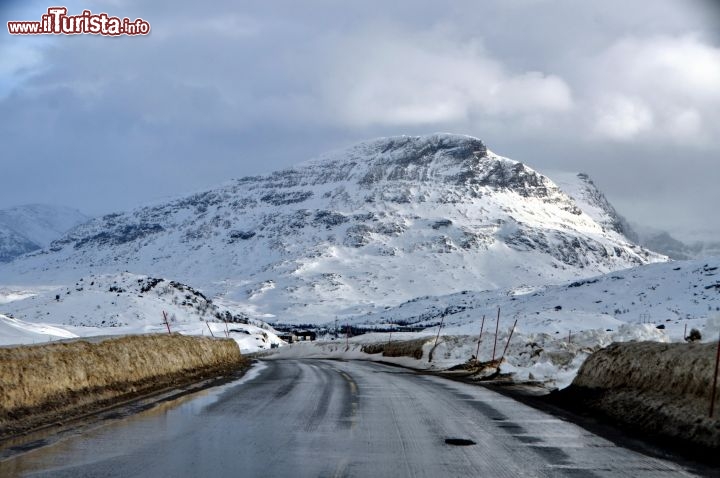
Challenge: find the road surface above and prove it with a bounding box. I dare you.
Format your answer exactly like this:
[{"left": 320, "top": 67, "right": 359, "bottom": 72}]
[{"left": 0, "top": 359, "right": 707, "bottom": 477}]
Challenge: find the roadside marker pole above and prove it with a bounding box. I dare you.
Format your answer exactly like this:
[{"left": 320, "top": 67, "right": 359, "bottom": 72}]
[
  {"left": 429, "top": 316, "right": 446, "bottom": 363},
  {"left": 206, "top": 321, "right": 215, "bottom": 338},
  {"left": 492, "top": 307, "right": 500, "bottom": 361},
  {"left": 710, "top": 329, "right": 720, "bottom": 418},
  {"left": 433, "top": 316, "right": 445, "bottom": 350},
  {"left": 684, "top": 323, "right": 688, "bottom": 341},
  {"left": 475, "top": 315, "right": 486, "bottom": 361},
  {"left": 500, "top": 319, "right": 518, "bottom": 362},
  {"left": 568, "top": 330, "right": 572, "bottom": 344},
  {"left": 162, "top": 311, "right": 172, "bottom": 334},
  {"left": 346, "top": 324, "right": 350, "bottom": 349}
]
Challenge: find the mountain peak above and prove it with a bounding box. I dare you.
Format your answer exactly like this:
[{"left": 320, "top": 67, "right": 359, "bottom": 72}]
[
  {"left": 286, "top": 133, "right": 488, "bottom": 182},
  {"left": 311, "top": 133, "right": 487, "bottom": 164},
  {"left": 266, "top": 133, "right": 566, "bottom": 204}
]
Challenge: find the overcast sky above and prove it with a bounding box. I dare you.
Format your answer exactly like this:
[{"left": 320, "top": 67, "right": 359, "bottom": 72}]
[{"left": 1, "top": 0, "right": 719, "bottom": 242}]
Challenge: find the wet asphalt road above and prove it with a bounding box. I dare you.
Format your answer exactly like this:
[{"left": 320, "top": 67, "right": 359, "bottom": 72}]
[{"left": 0, "top": 359, "right": 706, "bottom": 477}]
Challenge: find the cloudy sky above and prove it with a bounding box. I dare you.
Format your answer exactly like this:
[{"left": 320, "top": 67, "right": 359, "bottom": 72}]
[{"left": 1, "top": 0, "right": 719, "bottom": 242}]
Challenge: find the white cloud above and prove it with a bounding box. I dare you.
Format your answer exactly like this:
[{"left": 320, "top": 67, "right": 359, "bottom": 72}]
[
  {"left": 321, "top": 28, "right": 573, "bottom": 127},
  {"left": 605, "top": 35, "right": 720, "bottom": 98},
  {"left": 587, "top": 34, "right": 720, "bottom": 144},
  {"left": 592, "top": 95, "right": 654, "bottom": 140}
]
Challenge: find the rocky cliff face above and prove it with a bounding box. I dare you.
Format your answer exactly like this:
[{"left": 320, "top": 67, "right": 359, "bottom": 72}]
[{"left": 1, "top": 134, "right": 664, "bottom": 322}]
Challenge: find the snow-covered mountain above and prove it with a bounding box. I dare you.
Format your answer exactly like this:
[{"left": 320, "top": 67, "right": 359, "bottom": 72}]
[
  {"left": 0, "top": 204, "right": 89, "bottom": 262},
  {"left": 0, "top": 134, "right": 664, "bottom": 323}
]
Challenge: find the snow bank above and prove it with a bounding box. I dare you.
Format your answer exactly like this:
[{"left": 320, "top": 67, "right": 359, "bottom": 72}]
[
  {"left": 0, "top": 314, "right": 78, "bottom": 345},
  {"left": 562, "top": 341, "right": 720, "bottom": 450},
  {"left": 0, "top": 334, "right": 245, "bottom": 437}
]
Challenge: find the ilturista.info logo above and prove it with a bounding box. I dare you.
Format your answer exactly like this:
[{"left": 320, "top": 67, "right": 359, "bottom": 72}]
[{"left": 7, "top": 7, "right": 150, "bottom": 36}]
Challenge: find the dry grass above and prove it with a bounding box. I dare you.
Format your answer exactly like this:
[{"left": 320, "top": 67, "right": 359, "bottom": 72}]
[
  {"left": 0, "top": 334, "right": 246, "bottom": 436},
  {"left": 566, "top": 341, "right": 720, "bottom": 450},
  {"left": 360, "top": 343, "right": 385, "bottom": 355},
  {"left": 361, "top": 339, "right": 429, "bottom": 360}
]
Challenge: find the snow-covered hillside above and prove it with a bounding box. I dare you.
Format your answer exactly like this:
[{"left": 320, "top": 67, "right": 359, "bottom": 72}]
[
  {"left": 351, "top": 256, "right": 720, "bottom": 341},
  {"left": 0, "top": 134, "right": 664, "bottom": 324},
  {"left": 0, "top": 204, "right": 89, "bottom": 262},
  {"left": 0, "top": 273, "right": 283, "bottom": 352},
  {"left": 548, "top": 171, "right": 639, "bottom": 243}
]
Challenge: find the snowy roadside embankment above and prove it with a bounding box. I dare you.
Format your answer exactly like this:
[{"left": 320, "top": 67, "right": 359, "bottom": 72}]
[
  {"left": 263, "top": 324, "right": 668, "bottom": 389},
  {"left": 558, "top": 341, "right": 720, "bottom": 450},
  {"left": 0, "top": 334, "right": 246, "bottom": 437},
  {"left": 0, "top": 273, "right": 285, "bottom": 353}
]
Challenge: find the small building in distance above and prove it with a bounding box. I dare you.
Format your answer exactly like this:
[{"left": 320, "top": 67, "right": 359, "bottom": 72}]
[
  {"left": 294, "top": 330, "right": 317, "bottom": 342},
  {"left": 277, "top": 332, "right": 297, "bottom": 344}
]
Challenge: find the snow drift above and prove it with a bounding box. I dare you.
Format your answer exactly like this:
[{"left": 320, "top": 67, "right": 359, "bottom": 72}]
[
  {"left": 0, "top": 334, "right": 245, "bottom": 437},
  {"left": 562, "top": 341, "right": 720, "bottom": 450}
]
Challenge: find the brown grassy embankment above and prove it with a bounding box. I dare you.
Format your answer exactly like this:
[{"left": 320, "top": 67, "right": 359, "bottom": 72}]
[
  {"left": 557, "top": 341, "right": 720, "bottom": 450},
  {"left": 361, "top": 338, "right": 429, "bottom": 359},
  {"left": 0, "top": 334, "right": 246, "bottom": 437}
]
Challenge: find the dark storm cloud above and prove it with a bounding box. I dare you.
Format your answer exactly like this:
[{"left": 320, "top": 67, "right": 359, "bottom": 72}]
[{"left": 1, "top": 0, "right": 718, "bottom": 241}]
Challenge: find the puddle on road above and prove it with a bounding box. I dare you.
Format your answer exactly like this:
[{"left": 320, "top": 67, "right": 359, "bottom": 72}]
[{"left": 0, "top": 361, "right": 268, "bottom": 476}]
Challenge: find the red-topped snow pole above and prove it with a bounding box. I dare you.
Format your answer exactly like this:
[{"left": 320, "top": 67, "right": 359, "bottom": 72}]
[
  {"left": 475, "top": 315, "right": 486, "bottom": 361},
  {"left": 162, "top": 311, "right": 172, "bottom": 334},
  {"left": 500, "top": 319, "right": 518, "bottom": 361},
  {"left": 433, "top": 316, "right": 445, "bottom": 350}
]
